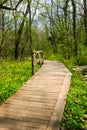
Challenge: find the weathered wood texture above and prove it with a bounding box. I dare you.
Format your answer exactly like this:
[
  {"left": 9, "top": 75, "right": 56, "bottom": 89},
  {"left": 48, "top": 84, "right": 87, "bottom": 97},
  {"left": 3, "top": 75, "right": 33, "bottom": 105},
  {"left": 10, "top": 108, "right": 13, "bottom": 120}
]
[
  {"left": 0, "top": 60, "right": 72, "bottom": 130},
  {"left": 33, "top": 50, "right": 44, "bottom": 66}
]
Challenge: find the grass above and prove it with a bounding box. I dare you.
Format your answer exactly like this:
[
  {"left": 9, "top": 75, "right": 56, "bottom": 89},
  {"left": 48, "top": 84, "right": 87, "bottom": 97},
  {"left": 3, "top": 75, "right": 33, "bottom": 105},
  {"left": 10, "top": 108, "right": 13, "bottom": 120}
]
[
  {"left": 61, "top": 60, "right": 87, "bottom": 130},
  {"left": 0, "top": 60, "right": 39, "bottom": 104}
]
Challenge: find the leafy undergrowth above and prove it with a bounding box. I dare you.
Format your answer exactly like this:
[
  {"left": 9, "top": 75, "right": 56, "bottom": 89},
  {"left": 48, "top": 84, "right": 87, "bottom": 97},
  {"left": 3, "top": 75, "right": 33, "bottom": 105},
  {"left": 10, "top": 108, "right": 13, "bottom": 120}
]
[
  {"left": 0, "top": 60, "right": 39, "bottom": 104},
  {"left": 61, "top": 72, "right": 87, "bottom": 130}
]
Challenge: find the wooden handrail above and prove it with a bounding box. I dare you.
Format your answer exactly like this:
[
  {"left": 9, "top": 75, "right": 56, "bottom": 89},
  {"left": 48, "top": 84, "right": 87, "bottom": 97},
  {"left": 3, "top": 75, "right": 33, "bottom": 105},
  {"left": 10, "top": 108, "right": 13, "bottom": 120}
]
[{"left": 33, "top": 50, "right": 44, "bottom": 73}]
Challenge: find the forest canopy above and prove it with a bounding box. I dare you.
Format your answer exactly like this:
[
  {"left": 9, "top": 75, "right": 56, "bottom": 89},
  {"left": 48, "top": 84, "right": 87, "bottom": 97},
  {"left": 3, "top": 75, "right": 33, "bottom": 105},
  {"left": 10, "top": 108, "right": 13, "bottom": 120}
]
[{"left": 0, "top": 0, "right": 87, "bottom": 60}]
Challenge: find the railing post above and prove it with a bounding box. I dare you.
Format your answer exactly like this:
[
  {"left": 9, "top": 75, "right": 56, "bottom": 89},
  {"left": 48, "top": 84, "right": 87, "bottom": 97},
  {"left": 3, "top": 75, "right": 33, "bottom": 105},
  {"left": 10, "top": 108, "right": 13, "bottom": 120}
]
[
  {"left": 32, "top": 50, "right": 44, "bottom": 75},
  {"left": 32, "top": 51, "right": 34, "bottom": 75}
]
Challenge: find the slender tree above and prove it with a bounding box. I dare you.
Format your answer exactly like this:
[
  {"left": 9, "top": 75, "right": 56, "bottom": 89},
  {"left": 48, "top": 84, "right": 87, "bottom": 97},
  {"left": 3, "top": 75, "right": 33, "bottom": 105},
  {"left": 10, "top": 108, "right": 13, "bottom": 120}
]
[
  {"left": 83, "top": 0, "right": 87, "bottom": 45},
  {"left": 27, "top": 0, "right": 40, "bottom": 75},
  {"left": 0, "top": 10, "right": 5, "bottom": 56},
  {"left": 14, "top": 5, "right": 29, "bottom": 60},
  {"left": 64, "top": 0, "right": 77, "bottom": 56}
]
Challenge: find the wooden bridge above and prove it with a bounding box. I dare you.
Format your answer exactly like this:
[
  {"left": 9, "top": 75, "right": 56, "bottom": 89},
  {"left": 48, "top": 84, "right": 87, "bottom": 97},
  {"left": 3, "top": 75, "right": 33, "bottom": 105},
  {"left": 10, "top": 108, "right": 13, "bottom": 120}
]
[{"left": 0, "top": 60, "right": 72, "bottom": 130}]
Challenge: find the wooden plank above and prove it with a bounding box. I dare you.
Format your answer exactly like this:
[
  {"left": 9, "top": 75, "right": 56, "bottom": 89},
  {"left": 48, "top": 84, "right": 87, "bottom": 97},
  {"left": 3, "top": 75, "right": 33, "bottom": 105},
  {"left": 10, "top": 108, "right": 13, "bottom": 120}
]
[
  {"left": 0, "top": 106, "right": 53, "bottom": 116},
  {"left": 27, "top": 79, "right": 64, "bottom": 84},
  {"left": 0, "top": 116, "right": 48, "bottom": 124},
  {"left": 0, "top": 112, "right": 50, "bottom": 121},
  {"left": 29, "top": 75, "right": 65, "bottom": 79},
  {"left": 0, "top": 107, "right": 53, "bottom": 117},
  {"left": 0, "top": 123, "right": 47, "bottom": 130},
  {"left": 4, "top": 100, "right": 56, "bottom": 109},
  {"left": 0, "top": 117, "right": 48, "bottom": 129},
  {"left": 20, "top": 88, "right": 61, "bottom": 93},
  {"left": 8, "top": 95, "right": 57, "bottom": 104},
  {"left": 0, "top": 126, "right": 46, "bottom": 130},
  {"left": 14, "top": 90, "right": 59, "bottom": 97},
  {"left": 10, "top": 93, "right": 58, "bottom": 100}
]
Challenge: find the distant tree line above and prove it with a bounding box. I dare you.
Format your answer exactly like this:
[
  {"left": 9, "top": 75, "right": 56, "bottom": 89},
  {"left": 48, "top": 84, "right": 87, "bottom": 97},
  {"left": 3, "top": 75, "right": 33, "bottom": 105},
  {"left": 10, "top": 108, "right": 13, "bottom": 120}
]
[{"left": 0, "top": 0, "right": 87, "bottom": 60}]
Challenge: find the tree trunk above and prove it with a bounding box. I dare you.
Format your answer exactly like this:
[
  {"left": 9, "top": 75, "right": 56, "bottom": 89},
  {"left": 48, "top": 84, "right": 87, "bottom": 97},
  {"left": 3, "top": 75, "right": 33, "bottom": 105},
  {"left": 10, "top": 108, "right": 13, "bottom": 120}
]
[
  {"left": 14, "top": 5, "right": 29, "bottom": 60},
  {"left": 72, "top": 0, "right": 77, "bottom": 56},
  {"left": 64, "top": 0, "right": 77, "bottom": 56},
  {"left": 27, "top": 0, "right": 34, "bottom": 75},
  {"left": 50, "top": 0, "right": 57, "bottom": 53},
  {"left": 83, "top": 0, "right": 87, "bottom": 45},
  {"left": 0, "top": 10, "right": 5, "bottom": 56}
]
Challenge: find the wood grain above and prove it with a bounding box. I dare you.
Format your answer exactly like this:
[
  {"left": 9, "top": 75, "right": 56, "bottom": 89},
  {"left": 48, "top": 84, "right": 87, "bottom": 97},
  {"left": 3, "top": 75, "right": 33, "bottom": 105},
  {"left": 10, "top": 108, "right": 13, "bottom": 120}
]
[{"left": 0, "top": 60, "right": 72, "bottom": 130}]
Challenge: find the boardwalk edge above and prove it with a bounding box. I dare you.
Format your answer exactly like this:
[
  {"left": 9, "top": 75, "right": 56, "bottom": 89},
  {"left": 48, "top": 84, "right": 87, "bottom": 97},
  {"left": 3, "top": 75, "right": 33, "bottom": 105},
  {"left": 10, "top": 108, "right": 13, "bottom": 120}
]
[{"left": 47, "top": 74, "right": 72, "bottom": 130}]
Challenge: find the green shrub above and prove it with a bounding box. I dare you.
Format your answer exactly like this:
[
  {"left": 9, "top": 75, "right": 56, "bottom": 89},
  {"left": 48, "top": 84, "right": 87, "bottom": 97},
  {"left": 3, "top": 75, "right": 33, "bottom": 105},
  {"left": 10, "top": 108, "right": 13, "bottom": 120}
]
[
  {"left": 76, "top": 57, "right": 87, "bottom": 66},
  {"left": 61, "top": 73, "right": 87, "bottom": 130}
]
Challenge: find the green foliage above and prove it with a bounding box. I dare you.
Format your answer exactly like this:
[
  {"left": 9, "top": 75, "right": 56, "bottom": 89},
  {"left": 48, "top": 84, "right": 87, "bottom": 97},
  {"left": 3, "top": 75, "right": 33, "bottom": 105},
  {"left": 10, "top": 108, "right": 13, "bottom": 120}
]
[
  {"left": 61, "top": 71, "right": 87, "bottom": 130},
  {"left": 76, "top": 57, "right": 87, "bottom": 66},
  {"left": 0, "top": 0, "right": 4, "bottom": 4},
  {"left": 0, "top": 60, "right": 39, "bottom": 104}
]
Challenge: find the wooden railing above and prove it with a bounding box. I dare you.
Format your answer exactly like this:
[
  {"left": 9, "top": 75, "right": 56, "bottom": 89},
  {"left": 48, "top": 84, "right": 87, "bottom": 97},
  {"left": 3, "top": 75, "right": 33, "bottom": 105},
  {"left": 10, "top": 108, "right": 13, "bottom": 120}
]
[{"left": 32, "top": 50, "right": 44, "bottom": 74}]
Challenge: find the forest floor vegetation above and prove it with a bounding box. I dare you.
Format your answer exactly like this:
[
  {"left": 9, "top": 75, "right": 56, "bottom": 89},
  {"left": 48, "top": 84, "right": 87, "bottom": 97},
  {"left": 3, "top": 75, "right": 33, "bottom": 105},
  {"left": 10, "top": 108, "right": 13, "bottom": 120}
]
[
  {"left": 61, "top": 59, "right": 87, "bottom": 130},
  {"left": 0, "top": 59, "right": 39, "bottom": 104}
]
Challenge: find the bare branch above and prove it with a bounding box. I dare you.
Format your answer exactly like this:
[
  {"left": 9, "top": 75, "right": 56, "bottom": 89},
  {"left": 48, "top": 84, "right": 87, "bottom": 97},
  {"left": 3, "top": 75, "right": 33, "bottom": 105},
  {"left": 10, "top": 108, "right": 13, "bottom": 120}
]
[
  {"left": 15, "top": 0, "right": 23, "bottom": 10},
  {"left": 31, "top": 0, "right": 40, "bottom": 24},
  {"left": 0, "top": 5, "right": 15, "bottom": 10},
  {"left": 0, "top": 0, "right": 23, "bottom": 10}
]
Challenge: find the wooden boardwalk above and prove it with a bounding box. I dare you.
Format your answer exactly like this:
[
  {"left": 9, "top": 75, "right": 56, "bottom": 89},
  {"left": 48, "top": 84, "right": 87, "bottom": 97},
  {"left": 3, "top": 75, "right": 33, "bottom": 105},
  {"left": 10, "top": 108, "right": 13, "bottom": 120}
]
[{"left": 0, "top": 60, "right": 72, "bottom": 130}]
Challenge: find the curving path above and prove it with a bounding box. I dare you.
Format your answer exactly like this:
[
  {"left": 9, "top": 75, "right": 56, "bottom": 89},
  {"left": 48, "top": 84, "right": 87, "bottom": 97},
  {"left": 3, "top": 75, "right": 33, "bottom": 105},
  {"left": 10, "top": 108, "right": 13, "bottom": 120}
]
[{"left": 0, "top": 60, "right": 72, "bottom": 130}]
